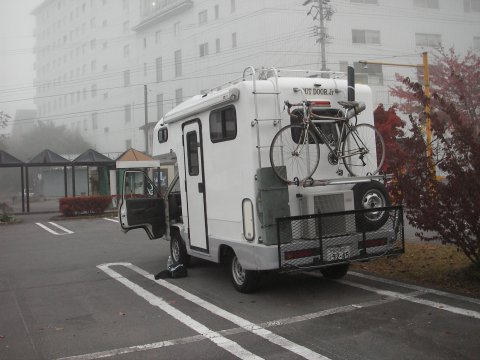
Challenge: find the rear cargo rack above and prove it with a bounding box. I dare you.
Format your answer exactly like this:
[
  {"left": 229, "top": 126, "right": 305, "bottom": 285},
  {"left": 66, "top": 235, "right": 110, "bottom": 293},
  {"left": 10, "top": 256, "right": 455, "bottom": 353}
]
[{"left": 276, "top": 206, "right": 404, "bottom": 273}]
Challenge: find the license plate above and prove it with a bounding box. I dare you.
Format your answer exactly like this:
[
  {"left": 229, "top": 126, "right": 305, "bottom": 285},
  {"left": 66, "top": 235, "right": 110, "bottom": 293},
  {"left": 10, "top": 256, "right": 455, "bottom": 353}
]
[{"left": 326, "top": 246, "right": 350, "bottom": 262}]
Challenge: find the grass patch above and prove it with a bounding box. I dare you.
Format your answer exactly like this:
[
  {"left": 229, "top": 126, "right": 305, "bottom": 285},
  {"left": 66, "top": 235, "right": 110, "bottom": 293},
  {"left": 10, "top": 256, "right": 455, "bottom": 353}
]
[{"left": 351, "top": 242, "right": 480, "bottom": 299}]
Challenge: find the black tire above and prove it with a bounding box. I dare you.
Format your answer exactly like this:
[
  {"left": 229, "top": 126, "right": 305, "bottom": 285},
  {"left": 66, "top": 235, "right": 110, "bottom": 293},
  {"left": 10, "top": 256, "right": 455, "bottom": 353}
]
[
  {"left": 320, "top": 263, "right": 350, "bottom": 280},
  {"left": 270, "top": 124, "right": 320, "bottom": 184},
  {"left": 230, "top": 253, "right": 260, "bottom": 293},
  {"left": 170, "top": 231, "right": 190, "bottom": 267},
  {"left": 342, "top": 124, "right": 385, "bottom": 177},
  {"left": 353, "top": 181, "right": 391, "bottom": 232}
]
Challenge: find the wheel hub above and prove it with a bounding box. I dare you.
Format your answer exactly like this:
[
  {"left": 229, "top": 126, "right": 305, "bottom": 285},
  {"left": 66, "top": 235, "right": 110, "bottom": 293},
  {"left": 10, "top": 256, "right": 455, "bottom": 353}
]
[{"left": 232, "top": 256, "right": 246, "bottom": 285}]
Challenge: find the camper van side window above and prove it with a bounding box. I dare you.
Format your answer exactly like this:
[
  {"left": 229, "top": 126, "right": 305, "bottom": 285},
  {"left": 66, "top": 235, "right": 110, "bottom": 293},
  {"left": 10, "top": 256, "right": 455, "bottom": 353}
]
[
  {"left": 186, "top": 131, "right": 199, "bottom": 176},
  {"left": 209, "top": 106, "right": 237, "bottom": 143},
  {"left": 158, "top": 128, "right": 168, "bottom": 143}
]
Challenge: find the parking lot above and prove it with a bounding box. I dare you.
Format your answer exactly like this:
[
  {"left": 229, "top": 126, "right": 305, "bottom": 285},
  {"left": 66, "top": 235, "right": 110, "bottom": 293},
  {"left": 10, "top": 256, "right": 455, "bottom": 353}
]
[{"left": 1, "top": 214, "right": 479, "bottom": 360}]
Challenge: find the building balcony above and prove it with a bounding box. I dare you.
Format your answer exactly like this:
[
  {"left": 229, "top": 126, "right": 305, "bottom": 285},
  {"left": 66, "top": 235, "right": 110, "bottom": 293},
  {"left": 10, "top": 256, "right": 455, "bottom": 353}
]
[{"left": 134, "top": 0, "right": 193, "bottom": 32}]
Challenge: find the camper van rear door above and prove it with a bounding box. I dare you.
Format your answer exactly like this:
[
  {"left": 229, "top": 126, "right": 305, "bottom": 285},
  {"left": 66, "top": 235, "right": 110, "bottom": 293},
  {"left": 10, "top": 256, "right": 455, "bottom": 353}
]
[{"left": 119, "top": 170, "right": 166, "bottom": 240}]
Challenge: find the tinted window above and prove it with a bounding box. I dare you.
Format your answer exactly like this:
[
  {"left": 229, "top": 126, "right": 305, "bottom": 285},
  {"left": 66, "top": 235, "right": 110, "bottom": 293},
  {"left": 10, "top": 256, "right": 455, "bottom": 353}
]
[
  {"left": 186, "top": 131, "right": 199, "bottom": 176},
  {"left": 158, "top": 128, "right": 168, "bottom": 143},
  {"left": 290, "top": 108, "right": 342, "bottom": 145},
  {"left": 210, "top": 106, "right": 237, "bottom": 142}
]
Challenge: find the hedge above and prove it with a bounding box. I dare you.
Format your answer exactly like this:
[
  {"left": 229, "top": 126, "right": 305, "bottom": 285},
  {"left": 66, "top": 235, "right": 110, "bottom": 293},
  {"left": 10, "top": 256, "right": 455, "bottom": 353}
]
[{"left": 59, "top": 196, "right": 113, "bottom": 217}]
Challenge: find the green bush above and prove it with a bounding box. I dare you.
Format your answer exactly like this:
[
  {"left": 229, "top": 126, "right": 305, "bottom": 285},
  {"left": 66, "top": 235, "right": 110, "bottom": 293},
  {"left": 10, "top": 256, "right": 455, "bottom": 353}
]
[{"left": 59, "top": 196, "right": 112, "bottom": 217}]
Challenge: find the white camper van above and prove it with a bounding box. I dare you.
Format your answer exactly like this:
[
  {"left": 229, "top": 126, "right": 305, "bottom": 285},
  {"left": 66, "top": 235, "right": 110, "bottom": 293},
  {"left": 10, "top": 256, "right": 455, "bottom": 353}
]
[{"left": 119, "top": 67, "right": 404, "bottom": 293}]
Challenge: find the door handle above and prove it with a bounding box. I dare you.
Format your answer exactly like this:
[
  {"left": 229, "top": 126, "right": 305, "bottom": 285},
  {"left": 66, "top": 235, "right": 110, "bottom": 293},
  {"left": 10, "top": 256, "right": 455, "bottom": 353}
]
[{"left": 198, "top": 182, "right": 204, "bottom": 193}]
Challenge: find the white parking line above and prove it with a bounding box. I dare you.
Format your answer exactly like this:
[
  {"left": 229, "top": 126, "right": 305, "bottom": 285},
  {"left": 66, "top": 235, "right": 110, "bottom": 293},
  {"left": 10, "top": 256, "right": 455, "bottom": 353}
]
[
  {"left": 99, "top": 263, "right": 332, "bottom": 360},
  {"left": 35, "top": 222, "right": 74, "bottom": 235},
  {"left": 99, "top": 264, "right": 263, "bottom": 360},
  {"left": 103, "top": 217, "right": 119, "bottom": 223},
  {"left": 339, "top": 279, "right": 480, "bottom": 320},
  {"left": 48, "top": 222, "right": 74, "bottom": 234},
  {"left": 349, "top": 271, "right": 480, "bottom": 305},
  {"left": 56, "top": 285, "right": 405, "bottom": 360}
]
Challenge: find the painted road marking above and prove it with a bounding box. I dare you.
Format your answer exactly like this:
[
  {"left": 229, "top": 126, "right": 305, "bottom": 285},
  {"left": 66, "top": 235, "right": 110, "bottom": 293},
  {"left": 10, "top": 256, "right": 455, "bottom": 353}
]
[
  {"left": 99, "top": 264, "right": 264, "bottom": 360},
  {"left": 55, "top": 291, "right": 405, "bottom": 360},
  {"left": 339, "top": 279, "right": 480, "bottom": 320},
  {"left": 35, "top": 222, "right": 73, "bottom": 235},
  {"left": 349, "top": 271, "right": 480, "bottom": 305},
  {"left": 103, "top": 217, "right": 119, "bottom": 223},
  {"left": 99, "top": 263, "right": 332, "bottom": 360}
]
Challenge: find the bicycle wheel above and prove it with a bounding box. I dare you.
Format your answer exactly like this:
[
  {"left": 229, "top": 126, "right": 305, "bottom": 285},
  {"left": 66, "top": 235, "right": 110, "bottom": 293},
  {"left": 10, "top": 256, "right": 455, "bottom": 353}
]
[
  {"left": 342, "top": 124, "right": 385, "bottom": 177},
  {"left": 270, "top": 124, "right": 320, "bottom": 183}
]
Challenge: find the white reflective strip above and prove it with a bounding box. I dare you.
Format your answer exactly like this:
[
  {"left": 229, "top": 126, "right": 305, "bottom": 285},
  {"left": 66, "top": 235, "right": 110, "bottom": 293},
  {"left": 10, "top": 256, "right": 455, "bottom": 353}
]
[
  {"left": 98, "top": 264, "right": 263, "bottom": 360},
  {"left": 340, "top": 279, "right": 480, "bottom": 320},
  {"left": 103, "top": 218, "right": 119, "bottom": 223},
  {"left": 35, "top": 223, "right": 61, "bottom": 235},
  {"left": 48, "top": 222, "right": 74, "bottom": 234},
  {"left": 117, "top": 262, "right": 332, "bottom": 360}
]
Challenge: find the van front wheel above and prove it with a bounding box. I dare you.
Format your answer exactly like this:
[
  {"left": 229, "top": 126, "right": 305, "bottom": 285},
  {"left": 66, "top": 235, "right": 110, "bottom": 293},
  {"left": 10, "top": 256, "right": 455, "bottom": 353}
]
[
  {"left": 170, "top": 232, "right": 190, "bottom": 267},
  {"left": 230, "top": 253, "right": 260, "bottom": 293}
]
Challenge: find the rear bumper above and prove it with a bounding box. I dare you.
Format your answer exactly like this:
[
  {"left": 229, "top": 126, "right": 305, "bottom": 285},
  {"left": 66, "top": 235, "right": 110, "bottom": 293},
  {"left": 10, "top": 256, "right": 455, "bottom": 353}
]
[{"left": 276, "top": 206, "right": 404, "bottom": 273}]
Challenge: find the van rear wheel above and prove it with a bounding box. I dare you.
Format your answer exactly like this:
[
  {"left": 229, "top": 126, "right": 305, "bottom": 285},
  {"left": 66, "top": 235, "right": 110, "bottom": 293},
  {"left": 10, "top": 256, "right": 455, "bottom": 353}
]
[{"left": 230, "top": 253, "right": 260, "bottom": 293}]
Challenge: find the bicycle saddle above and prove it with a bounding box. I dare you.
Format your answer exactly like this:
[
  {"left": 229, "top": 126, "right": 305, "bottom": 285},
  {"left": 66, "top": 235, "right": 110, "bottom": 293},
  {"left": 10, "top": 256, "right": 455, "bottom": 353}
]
[{"left": 338, "top": 100, "right": 359, "bottom": 108}]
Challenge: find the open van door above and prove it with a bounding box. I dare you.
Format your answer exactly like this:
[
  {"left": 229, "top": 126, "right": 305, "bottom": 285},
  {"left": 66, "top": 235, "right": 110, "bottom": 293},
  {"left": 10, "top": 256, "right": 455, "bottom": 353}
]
[{"left": 119, "top": 170, "right": 166, "bottom": 239}]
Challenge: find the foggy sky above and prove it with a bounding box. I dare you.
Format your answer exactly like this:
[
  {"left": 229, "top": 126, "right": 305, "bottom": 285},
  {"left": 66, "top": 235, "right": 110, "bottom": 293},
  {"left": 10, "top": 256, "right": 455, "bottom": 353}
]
[{"left": 0, "top": 0, "right": 42, "bottom": 117}]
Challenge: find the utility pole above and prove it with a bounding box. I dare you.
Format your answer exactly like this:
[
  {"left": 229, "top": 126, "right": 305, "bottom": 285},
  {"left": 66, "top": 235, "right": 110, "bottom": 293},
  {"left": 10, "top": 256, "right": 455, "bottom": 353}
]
[
  {"left": 144, "top": 84, "right": 149, "bottom": 154},
  {"left": 303, "top": 0, "right": 334, "bottom": 73}
]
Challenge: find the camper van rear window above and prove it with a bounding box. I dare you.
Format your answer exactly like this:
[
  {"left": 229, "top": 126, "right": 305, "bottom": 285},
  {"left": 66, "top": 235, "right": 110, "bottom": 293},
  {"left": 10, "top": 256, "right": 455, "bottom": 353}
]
[
  {"left": 158, "top": 128, "right": 168, "bottom": 143},
  {"left": 209, "top": 106, "right": 237, "bottom": 143},
  {"left": 290, "top": 108, "right": 343, "bottom": 145}
]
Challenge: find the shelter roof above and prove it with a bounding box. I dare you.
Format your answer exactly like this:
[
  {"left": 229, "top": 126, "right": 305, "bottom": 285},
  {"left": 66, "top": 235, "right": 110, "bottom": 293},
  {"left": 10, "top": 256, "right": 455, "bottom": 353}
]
[
  {"left": 72, "top": 149, "right": 115, "bottom": 166},
  {"left": 0, "top": 150, "right": 24, "bottom": 167},
  {"left": 115, "top": 148, "right": 160, "bottom": 168},
  {"left": 28, "top": 149, "right": 69, "bottom": 166}
]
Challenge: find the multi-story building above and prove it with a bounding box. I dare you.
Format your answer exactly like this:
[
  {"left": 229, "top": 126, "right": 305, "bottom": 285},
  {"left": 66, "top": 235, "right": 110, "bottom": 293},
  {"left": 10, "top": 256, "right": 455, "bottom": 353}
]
[{"left": 31, "top": 0, "right": 480, "bottom": 155}]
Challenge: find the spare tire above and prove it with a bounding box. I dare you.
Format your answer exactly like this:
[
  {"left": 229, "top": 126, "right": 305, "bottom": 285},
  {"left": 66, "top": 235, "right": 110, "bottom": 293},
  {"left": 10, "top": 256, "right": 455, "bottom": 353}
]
[{"left": 352, "top": 181, "right": 391, "bottom": 232}]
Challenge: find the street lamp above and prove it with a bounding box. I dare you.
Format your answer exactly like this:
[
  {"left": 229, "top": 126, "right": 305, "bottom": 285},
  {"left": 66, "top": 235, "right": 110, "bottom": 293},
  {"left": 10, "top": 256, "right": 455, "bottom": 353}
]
[{"left": 359, "top": 52, "right": 435, "bottom": 179}]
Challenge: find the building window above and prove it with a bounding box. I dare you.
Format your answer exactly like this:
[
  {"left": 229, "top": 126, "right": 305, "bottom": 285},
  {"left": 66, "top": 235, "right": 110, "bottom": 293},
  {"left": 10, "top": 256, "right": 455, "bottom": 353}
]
[
  {"left": 125, "top": 139, "right": 132, "bottom": 149},
  {"left": 123, "top": 44, "right": 130, "bottom": 57},
  {"left": 210, "top": 106, "right": 237, "bottom": 143},
  {"left": 215, "top": 4, "right": 219, "bottom": 19},
  {"left": 144, "top": 62, "right": 148, "bottom": 76},
  {"left": 354, "top": 62, "right": 383, "bottom": 85},
  {"left": 199, "top": 43, "right": 209, "bottom": 57},
  {"left": 90, "top": 39, "right": 96, "bottom": 50},
  {"left": 143, "top": 37, "right": 147, "bottom": 48},
  {"left": 232, "top": 32, "right": 237, "bottom": 48},
  {"left": 123, "top": 21, "right": 129, "bottom": 34},
  {"left": 174, "top": 22, "right": 180, "bottom": 36},
  {"left": 350, "top": 0, "right": 378, "bottom": 3},
  {"left": 124, "top": 70, "right": 130, "bottom": 87},
  {"left": 90, "top": 17, "right": 96, "bottom": 28},
  {"left": 464, "top": 0, "right": 480, "bottom": 12},
  {"left": 91, "top": 84, "right": 97, "bottom": 97},
  {"left": 103, "top": 41, "right": 108, "bottom": 49},
  {"left": 157, "top": 93, "right": 164, "bottom": 120},
  {"left": 103, "top": 64, "right": 108, "bottom": 72},
  {"left": 199, "top": 10, "right": 208, "bottom": 25},
  {"left": 83, "top": 118, "right": 88, "bottom": 131},
  {"left": 92, "top": 112, "right": 98, "bottom": 129},
  {"left": 473, "top": 36, "right": 480, "bottom": 50},
  {"left": 156, "top": 57, "right": 162, "bottom": 82},
  {"left": 339, "top": 61, "right": 348, "bottom": 73},
  {"left": 174, "top": 50, "right": 182, "bottom": 77},
  {"left": 352, "top": 29, "right": 380, "bottom": 44},
  {"left": 155, "top": 30, "right": 161, "bottom": 44},
  {"left": 414, "top": 0, "right": 439, "bottom": 8},
  {"left": 415, "top": 33, "right": 442, "bottom": 47},
  {"left": 124, "top": 104, "right": 132, "bottom": 124},
  {"left": 175, "top": 88, "right": 183, "bottom": 106},
  {"left": 216, "top": 38, "right": 220, "bottom": 53},
  {"left": 231, "top": 0, "right": 236, "bottom": 12}
]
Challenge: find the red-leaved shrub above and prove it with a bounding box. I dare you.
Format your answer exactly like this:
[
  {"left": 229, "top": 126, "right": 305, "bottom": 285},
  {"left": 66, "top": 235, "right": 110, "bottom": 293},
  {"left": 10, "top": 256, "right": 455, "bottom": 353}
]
[{"left": 59, "top": 196, "right": 112, "bottom": 217}]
